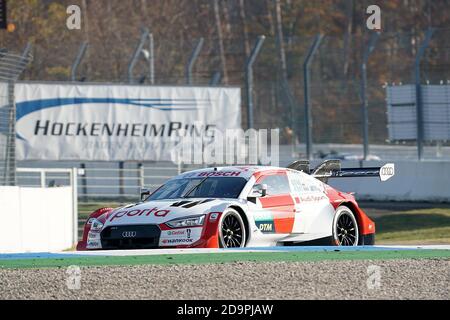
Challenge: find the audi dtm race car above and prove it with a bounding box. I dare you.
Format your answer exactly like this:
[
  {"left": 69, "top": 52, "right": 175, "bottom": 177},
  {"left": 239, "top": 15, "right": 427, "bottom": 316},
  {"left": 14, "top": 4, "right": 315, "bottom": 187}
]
[{"left": 77, "top": 160, "right": 395, "bottom": 250}]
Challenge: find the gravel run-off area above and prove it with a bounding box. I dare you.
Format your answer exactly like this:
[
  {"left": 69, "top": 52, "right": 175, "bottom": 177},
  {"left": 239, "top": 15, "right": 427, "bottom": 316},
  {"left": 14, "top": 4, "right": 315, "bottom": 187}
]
[{"left": 1, "top": 259, "right": 449, "bottom": 300}]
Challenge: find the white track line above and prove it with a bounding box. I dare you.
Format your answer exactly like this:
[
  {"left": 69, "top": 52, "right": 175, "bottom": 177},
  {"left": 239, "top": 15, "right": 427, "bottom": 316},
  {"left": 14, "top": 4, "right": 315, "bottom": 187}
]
[
  {"left": 1, "top": 245, "right": 449, "bottom": 259},
  {"left": 53, "top": 244, "right": 450, "bottom": 257}
]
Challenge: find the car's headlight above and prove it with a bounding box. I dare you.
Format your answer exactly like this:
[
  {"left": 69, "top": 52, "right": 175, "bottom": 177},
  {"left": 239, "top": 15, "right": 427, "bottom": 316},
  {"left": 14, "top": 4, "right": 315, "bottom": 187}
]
[
  {"left": 89, "top": 218, "right": 104, "bottom": 231},
  {"left": 165, "top": 215, "right": 205, "bottom": 228}
]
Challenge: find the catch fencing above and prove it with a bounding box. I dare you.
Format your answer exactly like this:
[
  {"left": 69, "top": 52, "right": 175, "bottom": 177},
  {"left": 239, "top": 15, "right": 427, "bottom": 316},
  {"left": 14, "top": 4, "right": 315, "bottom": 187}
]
[
  {"left": 18, "top": 27, "right": 450, "bottom": 161},
  {"left": 16, "top": 161, "right": 201, "bottom": 202},
  {"left": 0, "top": 49, "right": 31, "bottom": 186}
]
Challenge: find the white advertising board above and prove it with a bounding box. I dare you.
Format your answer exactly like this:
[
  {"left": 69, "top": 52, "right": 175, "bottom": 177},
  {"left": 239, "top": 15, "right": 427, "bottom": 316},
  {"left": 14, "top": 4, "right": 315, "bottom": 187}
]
[{"left": 15, "top": 83, "right": 241, "bottom": 161}]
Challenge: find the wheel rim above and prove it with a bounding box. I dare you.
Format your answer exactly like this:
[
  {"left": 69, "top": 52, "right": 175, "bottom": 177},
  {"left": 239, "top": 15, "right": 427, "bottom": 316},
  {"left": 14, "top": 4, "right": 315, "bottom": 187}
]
[
  {"left": 336, "top": 212, "right": 358, "bottom": 246},
  {"left": 220, "top": 213, "right": 244, "bottom": 248}
]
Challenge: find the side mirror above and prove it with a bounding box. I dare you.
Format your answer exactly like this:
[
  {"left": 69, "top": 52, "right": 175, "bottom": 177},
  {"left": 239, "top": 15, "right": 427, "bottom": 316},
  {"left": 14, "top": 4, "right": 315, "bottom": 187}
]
[
  {"left": 249, "top": 184, "right": 267, "bottom": 198},
  {"left": 140, "top": 187, "right": 151, "bottom": 201}
]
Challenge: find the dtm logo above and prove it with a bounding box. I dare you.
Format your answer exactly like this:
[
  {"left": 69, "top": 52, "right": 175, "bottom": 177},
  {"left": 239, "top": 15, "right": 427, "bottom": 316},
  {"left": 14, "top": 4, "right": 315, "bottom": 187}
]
[
  {"left": 259, "top": 223, "right": 273, "bottom": 232},
  {"left": 122, "top": 231, "right": 137, "bottom": 238}
]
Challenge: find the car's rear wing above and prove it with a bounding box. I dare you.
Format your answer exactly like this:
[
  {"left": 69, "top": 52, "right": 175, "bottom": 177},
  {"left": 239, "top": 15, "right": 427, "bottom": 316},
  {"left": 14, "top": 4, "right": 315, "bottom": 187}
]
[{"left": 287, "top": 160, "right": 395, "bottom": 183}]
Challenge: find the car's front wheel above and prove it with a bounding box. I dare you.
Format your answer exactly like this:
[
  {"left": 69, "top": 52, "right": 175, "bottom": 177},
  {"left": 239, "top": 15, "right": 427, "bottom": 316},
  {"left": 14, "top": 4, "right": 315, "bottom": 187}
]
[
  {"left": 332, "top": 206, "right": 359, "bottom": 246},
  {"left": 218, "top": 209, "right": 246, "bottom": 248}
]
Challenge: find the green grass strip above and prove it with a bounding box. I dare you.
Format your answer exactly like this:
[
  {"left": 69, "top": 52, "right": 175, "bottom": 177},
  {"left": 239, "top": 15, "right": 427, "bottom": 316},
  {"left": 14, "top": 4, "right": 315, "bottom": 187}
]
[{"left": 0, "top": 249, "right": 449, "bottom": 269}]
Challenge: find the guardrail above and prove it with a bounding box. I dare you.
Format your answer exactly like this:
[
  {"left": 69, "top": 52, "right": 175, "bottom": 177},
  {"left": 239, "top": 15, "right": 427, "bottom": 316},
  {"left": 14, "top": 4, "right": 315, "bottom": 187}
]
[
  {"left": 16, "top": 163, "right": 204, "bottom": 203},
  {"left": 15, "top": 142, "right": 450, "bottom": 203}
]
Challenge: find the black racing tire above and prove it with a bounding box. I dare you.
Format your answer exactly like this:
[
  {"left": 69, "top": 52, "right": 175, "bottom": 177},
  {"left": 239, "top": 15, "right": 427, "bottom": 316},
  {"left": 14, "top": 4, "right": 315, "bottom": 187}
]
[
  {"left": 218, "top": 208, "right": 247, "bottom": 248},
  {"left": 332, "top": 206, "right": 359, "bottom": 246}
]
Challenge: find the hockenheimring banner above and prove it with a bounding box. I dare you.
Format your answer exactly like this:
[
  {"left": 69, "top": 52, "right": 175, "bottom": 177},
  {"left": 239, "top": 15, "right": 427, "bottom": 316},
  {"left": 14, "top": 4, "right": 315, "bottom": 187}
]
[{"left": 15, "top": 83, "right": 241, "bottom": 161}]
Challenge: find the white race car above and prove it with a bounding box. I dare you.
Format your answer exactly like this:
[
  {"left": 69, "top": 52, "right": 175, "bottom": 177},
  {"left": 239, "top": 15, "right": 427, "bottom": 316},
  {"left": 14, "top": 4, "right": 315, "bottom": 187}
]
[{"left": 77, "top": 160, "right": 394, "bottom": 250}]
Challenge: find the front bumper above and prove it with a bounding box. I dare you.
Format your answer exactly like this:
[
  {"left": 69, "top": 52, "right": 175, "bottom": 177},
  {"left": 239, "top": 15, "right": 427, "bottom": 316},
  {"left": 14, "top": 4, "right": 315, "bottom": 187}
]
[
  {"left": 77, "top": 211, "right": 223, "bottom": 251},
  {"left": 85, "top": 224, "right": 204, "bottom": 250},
  {"left": 100, "top": 224, "right": 161, "bottom": 249}
]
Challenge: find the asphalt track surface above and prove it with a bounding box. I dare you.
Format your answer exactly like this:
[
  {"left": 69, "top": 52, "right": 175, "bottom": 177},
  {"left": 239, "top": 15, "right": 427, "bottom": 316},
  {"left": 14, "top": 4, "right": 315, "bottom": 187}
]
[{"left": 0, "top": 246, "right": 449, "bottom": 299}]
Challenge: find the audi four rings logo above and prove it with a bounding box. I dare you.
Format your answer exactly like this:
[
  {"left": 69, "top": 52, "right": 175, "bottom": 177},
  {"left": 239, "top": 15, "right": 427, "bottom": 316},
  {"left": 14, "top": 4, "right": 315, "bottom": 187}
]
[{"left": 122, "top": 231, "right": 137, "bottom": 238}]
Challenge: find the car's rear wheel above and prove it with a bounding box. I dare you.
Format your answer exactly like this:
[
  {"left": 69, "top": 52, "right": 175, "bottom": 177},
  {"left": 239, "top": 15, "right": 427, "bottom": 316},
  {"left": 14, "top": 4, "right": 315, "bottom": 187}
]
[
  {"left": 332, "top": 206, "right": 359, "bottom": 246},
  {"left": 219, "top": 209, "right": 246, "bottom": 248}
]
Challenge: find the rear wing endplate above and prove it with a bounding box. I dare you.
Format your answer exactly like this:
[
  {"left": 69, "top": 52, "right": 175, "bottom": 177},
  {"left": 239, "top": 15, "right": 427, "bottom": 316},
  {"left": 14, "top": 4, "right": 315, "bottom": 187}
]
[{"left": 287, "top": 160, "right": 395, "bottom": 183}]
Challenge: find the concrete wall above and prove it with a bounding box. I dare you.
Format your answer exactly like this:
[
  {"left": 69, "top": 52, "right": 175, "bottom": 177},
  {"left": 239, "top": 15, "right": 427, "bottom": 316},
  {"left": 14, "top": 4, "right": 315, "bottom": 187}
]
[
  {"left": 0, "top": 186, "right": 75, "bottom": 253},
  {"left": 327, "top": 161, "right": 450, "bottom": 202}
]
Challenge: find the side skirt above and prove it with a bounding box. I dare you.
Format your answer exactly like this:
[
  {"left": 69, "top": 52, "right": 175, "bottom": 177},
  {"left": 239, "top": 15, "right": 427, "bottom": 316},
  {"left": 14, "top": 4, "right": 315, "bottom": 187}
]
[
  {"left": 280, "top": 236, "right": 333, "bottom": 246},
  {"left": 281, "top": 233, "right": 376, "bottom": 246}
]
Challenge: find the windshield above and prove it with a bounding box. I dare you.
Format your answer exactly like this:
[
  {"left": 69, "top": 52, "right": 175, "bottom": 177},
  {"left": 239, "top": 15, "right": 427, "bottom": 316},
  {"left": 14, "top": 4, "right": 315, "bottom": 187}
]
[{"left": 147, "top": 177, "right": 247, "bottom": 200}]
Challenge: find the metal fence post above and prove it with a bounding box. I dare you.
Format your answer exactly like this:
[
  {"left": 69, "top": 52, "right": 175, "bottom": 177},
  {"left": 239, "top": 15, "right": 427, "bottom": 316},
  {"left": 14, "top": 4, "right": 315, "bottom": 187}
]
[
  {"left": 148, "top": 33, "right": 155, "bottom": 85},
  {"left": 361, "top": 32, "right": 380, "bottom": 160},
  {"left": 246, "top": 35, "right": 265, "bottom": 129},
  {"left": 40, "top": 170, "right": 45, "bottom": 187},
  {"left": 71, "top": 167, "right": 79, "bottom": 245},
  {"left": 138, "top": 162, "right": 144, "bottom": 188},
  {"left": 119, "top": 161, "right": 125, "bottom": 198},
  {"left": 415, "top": 28, "right": 434, "bottom": 161},
  {"left": 177, "top": 148, "right": 183, "bottom": 174},
  {"left": 0, "top": 49, "right": 32, "bottom": 186},
  {"left": 21, "top": 42, "right": 32, "bottom": 59},
  {"left": 303, "top": 34, "right": 323, "bottom": 160},
  {"left": 80, "top": 163, "right": 87, "bottom": 201},
  {"left": 186, "top": 38, "right": 204, "bottom": 85},
  {"left": 210, "top": 71, "right": 222, "bottom": 85},
  {"left": 5, "top": 43, "right": 32, "bottom": 185},
  {"left": 71, "top": 41, "right": 88, "bottom": 82},
  {"left": 128, "top": 28, "right": 150, "bottom": 84},
  {"left": 5, "top": 81, "right": 15, "bottom": 185}
]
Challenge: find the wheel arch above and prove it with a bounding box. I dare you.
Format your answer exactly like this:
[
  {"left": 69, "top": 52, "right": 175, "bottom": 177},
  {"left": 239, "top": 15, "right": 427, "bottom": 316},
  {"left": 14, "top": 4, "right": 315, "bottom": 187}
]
[
  {"left": 228, "top": 205, "right": 250, "bottom": 246},
  {"left": 337, "top": 201, "right": 359, "bottom": 218},
  {"left": 89, "top": 207, "right": 114, "bottom": 220},
  {"left": 77, "top": 207, "right": 114, "bottom": 251},
  {"left": 336, "top": 201, "right": 373, "bottom": 245}
]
